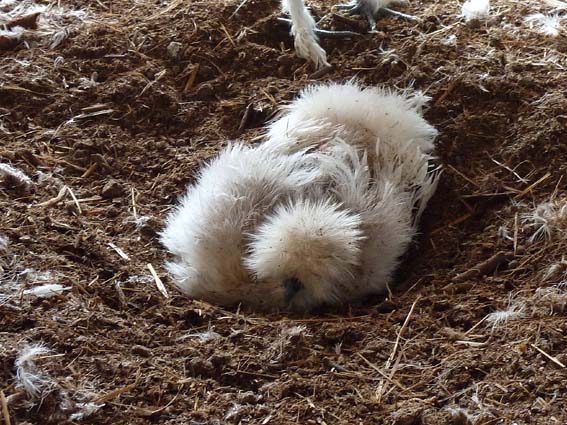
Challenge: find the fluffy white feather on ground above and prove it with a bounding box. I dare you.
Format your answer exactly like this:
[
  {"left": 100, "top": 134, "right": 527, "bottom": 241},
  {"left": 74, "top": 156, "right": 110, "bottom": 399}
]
[
  {"left": 161, "top": 82, "right": 439, "bottom": 310},
  {"left": 441, "top": 34, "right": 457, "bottom": 46},
  {"left": 521, "top": 198, "right": 567, "bottom": 242},
  {"left": 525, "top": 13, "right": 564, "bottom": 37},
  {"left": 0, "top": 1, "right": 90, "bottom": 49},
  {"left": 0, "top": 0, "right": 18, "bottom": 8},
  {"left": 461, "top": 0, "right": 490, "bottom": 21},
  {"left": 24, "top": 283, "right": 71, "bottom": 298},
  {"left": 485, "top": 304, "right": 524, "bottom": 331},
  {"left": 15, "top": 344, "right": 53, "bottom": 398},
  {"left": 177, "top": 328, "right": 222, "bottom": 343},
  {"left": 68, "top": 402, "right": 105, "bottom": 421}
]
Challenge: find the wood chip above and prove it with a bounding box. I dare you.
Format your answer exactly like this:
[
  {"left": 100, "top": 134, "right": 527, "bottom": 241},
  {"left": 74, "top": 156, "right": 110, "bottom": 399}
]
[
  {"left": 108, "top": 242, "right": 130, "bottom": 261},
  {"left": 1, "top": 390, "right": 11, "bottom": 425},
  {"left": 531, "top": 344, "right": 566, "bottom": 368},
  {"left": 6, "top": 12, "right": 41, "bottom": 30},
  {"left": 147, "top": 263, "right": 169, "bottom": 298},
  {"left": 184, "top": 64, "right": 200, "bottom": 93}
]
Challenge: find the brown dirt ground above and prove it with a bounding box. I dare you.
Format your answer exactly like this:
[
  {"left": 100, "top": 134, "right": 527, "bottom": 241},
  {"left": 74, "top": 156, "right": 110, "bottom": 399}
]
[{"left": 1, "top": 0, "right": 567, "bottom": 423}]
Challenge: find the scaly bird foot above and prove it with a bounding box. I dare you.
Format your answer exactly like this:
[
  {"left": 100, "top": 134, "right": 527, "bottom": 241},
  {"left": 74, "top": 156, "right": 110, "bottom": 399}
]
[
  {"left": 278, "top": 17, "right": 360, "bottom": 38},
  {"left": 334, "top": 1, "right": 420, "bottom": 31}
]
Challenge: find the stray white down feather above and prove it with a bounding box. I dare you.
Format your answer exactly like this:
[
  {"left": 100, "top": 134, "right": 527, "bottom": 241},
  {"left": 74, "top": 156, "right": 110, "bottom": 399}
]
[{"left": 161, "top": 81, "right": 439, "bottom": 311}]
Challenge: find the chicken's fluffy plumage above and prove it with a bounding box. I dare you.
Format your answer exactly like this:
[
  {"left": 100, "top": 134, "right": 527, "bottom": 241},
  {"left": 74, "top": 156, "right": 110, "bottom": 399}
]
[{"left": 161, "top": 82, "right": 439, "bottom": 311}]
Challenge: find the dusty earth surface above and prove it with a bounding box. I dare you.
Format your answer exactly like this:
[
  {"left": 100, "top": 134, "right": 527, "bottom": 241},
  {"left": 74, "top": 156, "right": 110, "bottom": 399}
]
[{"left": 1, "top": 0, "right": 567, "bottom": 423}]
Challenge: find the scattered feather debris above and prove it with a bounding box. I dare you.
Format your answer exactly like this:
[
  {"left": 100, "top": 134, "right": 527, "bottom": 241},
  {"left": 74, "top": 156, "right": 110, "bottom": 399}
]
[
  {"left": 178, "top": 330, "right": 222, "bottom": 343},
  {"left": 485, "top": 304, "right": 524, "bottom": 330},
  {"left": 461, "top": 0, "right": 490, "bottom": 21},
  {"left": 15, "top": 344, "right": 54, "bottom": 398},
  {"left": 525, "top": 13, "right": 564, "bottom": 36},
  {"left": 268, "top": 325, "right": 309, "bottom": 362},
  {"left": 68, "top": 402, "right": 105, "bottom": 421},
  {"left": 521, "top": 198, "right": 567, "bottom": 242},
  {"left": 441, "top": 34, "right": 458, "bottom": 46},
  {"left": 24, "top": 283, "right": 71, "bottom": 298},
  {"left": 20, "top": 268, "right": 54, "bottom": 282},
  {"left": 0, "top": 1, "right": 90, "bottom": 50}
]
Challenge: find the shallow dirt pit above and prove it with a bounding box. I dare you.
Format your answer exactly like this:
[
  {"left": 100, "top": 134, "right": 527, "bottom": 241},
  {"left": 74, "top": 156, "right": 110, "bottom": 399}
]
[{"left": 1, "top": 0, "right": 567, "bottom": 423}]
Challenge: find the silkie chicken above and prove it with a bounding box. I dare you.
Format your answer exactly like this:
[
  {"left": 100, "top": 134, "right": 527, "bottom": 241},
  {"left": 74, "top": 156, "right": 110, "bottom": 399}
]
[
  {"left": 161, "top": 81, "right": 439, "bottom": 311},
  {"left": 281, "top": 0, "right": 418, "bottom": 68}
]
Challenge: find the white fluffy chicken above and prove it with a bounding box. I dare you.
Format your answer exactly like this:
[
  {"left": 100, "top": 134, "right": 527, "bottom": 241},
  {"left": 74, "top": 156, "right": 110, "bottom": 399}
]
[
  {"left": 281, "top": 0, "right": 418, "bottom": 68},
  {"left": 161, "top": 81, "right": 439, "bottom": 311}
]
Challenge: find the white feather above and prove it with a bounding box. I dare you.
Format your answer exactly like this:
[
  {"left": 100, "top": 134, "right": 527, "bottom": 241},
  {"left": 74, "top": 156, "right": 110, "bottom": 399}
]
[
  {"left": 15, "top": 344, "right": 53, "bottom": 398},
  {"left": 461, "top": 0, "right": 490, "bottom": 21},
  {"left": 161, "top": 82, "right": 439, "bottom": 311},
  {"left": 69, "top": 402, "right": 104, "bottom": 421},
  {"left": 441, "top": 34, "right": 457, "bottom": 46},
  {"left": 0, "top": 1, "right": 90, "bottom": 49},
  {"left": 24, "top": 283, "right": 71, "bottom": 298},
  {"left": 485, "top": 305, "right": 524, "bottom": 331},
  {"left": 525, "top": 13, "right": 564, "bottom": 37},
  {"left": 543, "top": 0, "right": 567, "bottom": 8},
  {"left": 521, "top": 198, "right": 567, "bottom": 242}
]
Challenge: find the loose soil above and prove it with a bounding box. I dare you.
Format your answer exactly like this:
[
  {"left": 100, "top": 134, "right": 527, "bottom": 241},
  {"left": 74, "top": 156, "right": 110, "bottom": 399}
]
[{"left": 1, "top": 0, "right": 567, "bottom": 424}]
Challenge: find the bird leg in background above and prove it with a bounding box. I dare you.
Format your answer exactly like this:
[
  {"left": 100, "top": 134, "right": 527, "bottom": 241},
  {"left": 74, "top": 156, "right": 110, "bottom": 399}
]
[
  {"left": 278, "top": 0, "right": 419, "bottom": 68},
  {"left": 376, "top": 7, "right": 420, "bottom": 22},
  {"left": 335, "top": 1, "right": 419, "bottom": 31},
  {"left": 281, "top": 0, "right": 330, "bottom": 68}
]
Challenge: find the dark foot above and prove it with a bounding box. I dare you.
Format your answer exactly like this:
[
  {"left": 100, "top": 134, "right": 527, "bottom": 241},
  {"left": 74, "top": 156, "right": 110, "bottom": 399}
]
[
  {"left": 377, "top": 7, "right": 420, "bottom": 22},
  {"left": 335, "top": 2, "right": 376, "bottom": 30},
  {"left": 335, "top": 1, "right": 420, "bottom": 31},
  {"left": 277, "top": 17, "right": 360, "bottom": 38}
]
